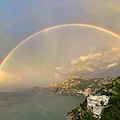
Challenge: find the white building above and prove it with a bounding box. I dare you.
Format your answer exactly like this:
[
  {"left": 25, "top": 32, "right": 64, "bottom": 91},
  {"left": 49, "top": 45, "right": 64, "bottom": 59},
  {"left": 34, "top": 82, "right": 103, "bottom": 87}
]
[{"left": 87, "top": 95, "right": 110, "bottom": 118}]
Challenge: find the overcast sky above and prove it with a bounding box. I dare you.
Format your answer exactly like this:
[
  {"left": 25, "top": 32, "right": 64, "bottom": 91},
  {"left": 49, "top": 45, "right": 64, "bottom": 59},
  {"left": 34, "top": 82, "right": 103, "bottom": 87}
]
[{"left": 0, "top": 0, "right": 120, "bottom": 91}]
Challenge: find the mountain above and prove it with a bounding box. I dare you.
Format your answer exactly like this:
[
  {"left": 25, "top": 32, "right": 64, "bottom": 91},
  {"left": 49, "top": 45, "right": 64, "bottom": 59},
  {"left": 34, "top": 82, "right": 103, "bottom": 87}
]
[
  {"left": 49, "top": 76, "right": 116, "bottom": 96},
  {"left": 25, "top": 75, "right": 118, "bottom": 96}
]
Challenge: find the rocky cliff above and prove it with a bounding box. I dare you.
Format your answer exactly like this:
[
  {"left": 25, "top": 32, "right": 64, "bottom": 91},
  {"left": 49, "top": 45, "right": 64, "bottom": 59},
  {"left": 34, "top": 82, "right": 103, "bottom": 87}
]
[{"left": 25, "top": 75, "right": 118, "bottom": 96}]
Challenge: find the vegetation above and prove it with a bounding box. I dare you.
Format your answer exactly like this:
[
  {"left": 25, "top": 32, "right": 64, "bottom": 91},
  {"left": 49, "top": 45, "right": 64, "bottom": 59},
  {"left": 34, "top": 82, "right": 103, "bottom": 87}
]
[
  {"left": 101, "top": 82, "right": 120, "bottom": 120},
  {"left": 82, "top": 111, "right": 99, "bottom": 120},
  {"left": 80, "top": 99, "right": 87, "bottom": 111},
  {"left": 67, "top": 77, "right": 120, "bottom": 120},
  {"left": 82, "top": 81, "right": 120, "bottom": 120}
]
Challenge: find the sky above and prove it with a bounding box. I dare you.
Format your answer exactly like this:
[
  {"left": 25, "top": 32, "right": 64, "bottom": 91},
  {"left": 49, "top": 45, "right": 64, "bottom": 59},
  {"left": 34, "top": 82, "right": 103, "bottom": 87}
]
[{"left": 0, "top": 0, "right": 120, "bottom": 91}]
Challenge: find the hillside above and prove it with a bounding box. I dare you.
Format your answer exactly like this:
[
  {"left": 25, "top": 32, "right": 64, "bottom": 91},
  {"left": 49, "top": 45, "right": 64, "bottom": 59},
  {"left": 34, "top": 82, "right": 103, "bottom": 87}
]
[
  {"left": 25, "top": 75, "right": 118, "bottom": 96},
  {"left": 67, "top": 75, "right": 120, "bottom": 120}
]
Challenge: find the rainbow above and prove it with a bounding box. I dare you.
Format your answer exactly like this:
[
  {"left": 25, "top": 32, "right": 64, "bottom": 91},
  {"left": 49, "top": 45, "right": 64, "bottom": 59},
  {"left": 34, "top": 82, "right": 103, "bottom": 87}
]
[{"left": 0, "top": 23, "right": 120, "bottom": 70}]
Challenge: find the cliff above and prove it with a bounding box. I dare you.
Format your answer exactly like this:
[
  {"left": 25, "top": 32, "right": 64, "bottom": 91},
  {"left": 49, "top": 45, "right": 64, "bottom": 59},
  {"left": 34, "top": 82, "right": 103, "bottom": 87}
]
[
  {"left": 49, "top": 76, "right": 116, "bottom": 96},
  {"left": 25, "top": 75, "right": 118, "bottom": 96}
]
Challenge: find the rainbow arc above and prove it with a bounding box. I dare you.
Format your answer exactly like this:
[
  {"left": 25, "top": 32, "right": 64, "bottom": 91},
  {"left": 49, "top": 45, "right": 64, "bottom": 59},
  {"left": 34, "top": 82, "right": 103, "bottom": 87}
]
[{"left": 0, "top": 24, "right": 120, "bottom": 70}]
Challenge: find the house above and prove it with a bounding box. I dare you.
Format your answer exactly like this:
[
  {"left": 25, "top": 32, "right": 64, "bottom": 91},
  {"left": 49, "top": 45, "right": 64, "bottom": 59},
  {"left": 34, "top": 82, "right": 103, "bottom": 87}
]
[{"left": 87, "top": 95, "right": 110, "bottom": 118}]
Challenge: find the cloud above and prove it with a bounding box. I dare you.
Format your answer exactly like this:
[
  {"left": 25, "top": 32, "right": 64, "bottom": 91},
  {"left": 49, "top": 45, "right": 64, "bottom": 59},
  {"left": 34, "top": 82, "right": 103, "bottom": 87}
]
[
  {"left": 54, "top": 72, "right": 61, "bottom": 79},
  {"left": 112, "top": 47, "right": 120, "bottom": 52},
  {"left": 55, "top": 66, "right": 65, "bottom": 71},
  {"left": 106, "top": 63, "right": 117, "bottom": 69},
  {"left": 101, "top": 63, "right": 118, "bottom": 69},
  {"left": 71, "top": 52, "right": 102, "bottom": 65},
  {"left": 54, "top": 48, "right": 120, "bottom": 79}
]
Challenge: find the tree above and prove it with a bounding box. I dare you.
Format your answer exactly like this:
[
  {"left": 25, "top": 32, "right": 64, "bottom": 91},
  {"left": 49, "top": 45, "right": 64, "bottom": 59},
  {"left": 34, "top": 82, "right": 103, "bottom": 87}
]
[{"left": 101, "top": 82, "right": 120, "bottom": 120}]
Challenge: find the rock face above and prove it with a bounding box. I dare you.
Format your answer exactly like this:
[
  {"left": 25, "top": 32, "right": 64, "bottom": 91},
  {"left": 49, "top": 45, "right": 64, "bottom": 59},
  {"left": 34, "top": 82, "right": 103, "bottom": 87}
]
[
  {"left": 25, "top": 75, "right": 118, "bottom": 96},
  {"left": 48, "top": 76, "right": 116, "bottom": 96}
]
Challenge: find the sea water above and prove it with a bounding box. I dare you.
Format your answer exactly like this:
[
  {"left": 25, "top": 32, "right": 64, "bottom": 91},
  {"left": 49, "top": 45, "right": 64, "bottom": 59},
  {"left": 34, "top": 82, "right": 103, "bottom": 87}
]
[{"left": 0, "top": 92, "right": 85, "bottom": 120}]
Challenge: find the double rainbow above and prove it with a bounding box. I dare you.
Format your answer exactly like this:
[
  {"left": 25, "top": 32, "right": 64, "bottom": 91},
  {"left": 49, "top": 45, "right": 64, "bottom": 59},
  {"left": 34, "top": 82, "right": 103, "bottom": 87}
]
[{"left": 0, "top": 23, "right": 120, "bottom": 70}]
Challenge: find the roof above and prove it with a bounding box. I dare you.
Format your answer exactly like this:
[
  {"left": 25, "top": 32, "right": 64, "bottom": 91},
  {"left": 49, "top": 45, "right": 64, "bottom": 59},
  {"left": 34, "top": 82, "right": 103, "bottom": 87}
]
[{"left": 88, "top": 95, "right": 110, "bottom": 100}]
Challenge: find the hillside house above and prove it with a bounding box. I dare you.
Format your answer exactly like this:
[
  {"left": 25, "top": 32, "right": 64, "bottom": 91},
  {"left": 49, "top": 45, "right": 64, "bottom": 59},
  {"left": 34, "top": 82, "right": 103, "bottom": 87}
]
[{"left": 87, "top": 95, "right": 110, "bottom": 118}]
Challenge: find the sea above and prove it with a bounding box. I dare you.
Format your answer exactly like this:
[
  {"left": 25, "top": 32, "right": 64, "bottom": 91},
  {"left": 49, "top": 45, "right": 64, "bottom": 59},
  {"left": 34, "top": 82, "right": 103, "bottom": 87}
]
[{"left": 0, "top": 92, "right": 85, "bottom": 120}]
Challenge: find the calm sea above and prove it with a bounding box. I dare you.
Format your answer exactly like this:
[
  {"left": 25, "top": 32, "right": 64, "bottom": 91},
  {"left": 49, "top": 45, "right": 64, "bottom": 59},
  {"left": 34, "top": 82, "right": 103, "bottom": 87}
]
[{"left": 0, "top": 92, "right": 85, "bottom": 120}]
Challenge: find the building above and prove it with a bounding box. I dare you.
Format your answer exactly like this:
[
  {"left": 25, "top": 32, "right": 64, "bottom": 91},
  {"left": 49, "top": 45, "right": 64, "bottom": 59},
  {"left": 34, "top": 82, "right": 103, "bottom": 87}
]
[{"left": 87, "top": 95, "right": 110, "bottom": 118}]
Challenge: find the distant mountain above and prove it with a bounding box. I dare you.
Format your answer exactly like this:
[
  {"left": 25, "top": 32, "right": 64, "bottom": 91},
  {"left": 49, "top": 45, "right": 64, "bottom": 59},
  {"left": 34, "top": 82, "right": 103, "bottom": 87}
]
[{"left": 25, "top": 75, "right": 119, "bottom": 96}]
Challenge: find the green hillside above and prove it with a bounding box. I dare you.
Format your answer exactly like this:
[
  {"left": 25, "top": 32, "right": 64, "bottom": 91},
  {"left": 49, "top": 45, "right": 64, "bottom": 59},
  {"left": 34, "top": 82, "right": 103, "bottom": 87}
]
[{"left": 67, "top": 75, "right": 120, "bottom": 120}]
